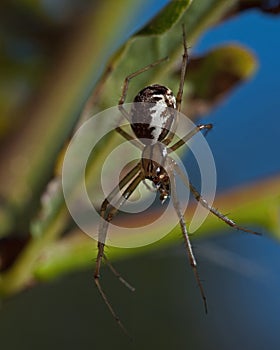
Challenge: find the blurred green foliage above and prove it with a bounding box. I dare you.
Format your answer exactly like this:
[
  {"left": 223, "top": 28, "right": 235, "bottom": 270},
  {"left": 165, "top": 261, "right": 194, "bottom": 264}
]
[{"left": 0, "top": 0, "right": 279, "bottom": 297}]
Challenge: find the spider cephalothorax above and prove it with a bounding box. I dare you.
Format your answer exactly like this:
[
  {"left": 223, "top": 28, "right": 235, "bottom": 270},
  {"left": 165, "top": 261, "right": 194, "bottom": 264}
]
[{"left": 141, "top": 141, "right": 170, "bottom": 203}]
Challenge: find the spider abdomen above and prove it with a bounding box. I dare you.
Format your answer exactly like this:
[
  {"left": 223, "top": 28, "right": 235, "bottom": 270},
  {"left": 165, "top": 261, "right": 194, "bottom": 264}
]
[{"left": 131, "top": 84, "right": 176, "bottom": 144}]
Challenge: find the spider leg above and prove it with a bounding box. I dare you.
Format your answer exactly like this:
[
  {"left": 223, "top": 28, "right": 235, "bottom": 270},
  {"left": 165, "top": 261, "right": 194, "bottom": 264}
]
[
  {"left": 169, "top": 123, "right": 213, "bottom": 153},
  {"left": 174, "top": 163, "right": 260, "bottom": 235},
  {"left": 118, "top": 56, "right": 168, "bottom": 112},
  {"left": 103, "top": 254, "right": 135, "bottom": 291},
  {"left": 176, "top": 24, "right": 188, "bottom": 113},
  {"left": 94, "top": 244, "right": 131, "bottom": 337},
  {"left": 164, "top": 24, "right": 190, "bottom": 146},
  {"left": 94, "top": 172, "right": 143, "bottom": 335},
  {"left": 96, "top": 163, "right": 141, "bottom": 293},
  {"left": 114, "top": 126, "right": 144, "bottom": 150},
  {"left": 100, "top": 162, "right": 141, "bottom": 220},
  {"left": 169, "top": 170, "right": 208, "bottom": 313},
  {"left": 96, "top": 163, "right": 140, "bottom": 289}
]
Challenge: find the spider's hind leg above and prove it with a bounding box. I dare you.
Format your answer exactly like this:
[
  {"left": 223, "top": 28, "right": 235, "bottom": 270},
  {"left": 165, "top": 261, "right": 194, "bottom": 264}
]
[
  {"left": 174, "top": 162, "right": 260, "bottom": 235},
  {"left": 94, "top": 166, "right": 143, "bottom": 334},
  {"left": 94, "top": 241, "right": 130, "bottom": 336},
  {"left": 169, "top": 169, "right": 208, "bottom": 313},
  {"left": 95, "top": 163, "right": 141, "bottom": 291}
]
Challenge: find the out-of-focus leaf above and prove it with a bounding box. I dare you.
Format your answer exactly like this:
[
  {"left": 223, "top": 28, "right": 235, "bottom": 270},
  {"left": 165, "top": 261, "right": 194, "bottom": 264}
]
[
  {"left": 33, "top": 175, "right": 280, "bottom": 281},
  {"left": 93, "top": 0, "right": 238, "bottom": 111},
  {"left": 0, "top": 0, "right": 149, "bottom": 295},
  {"left": 180, "top": 44, "right": 258, "bottom": 118},
  {"left": 30, "top": 178, "right": 63, "bottom": 238},
  {"left": 0, "top": 0, "right": 145, "bottom": 238},
  {"left": 137, "top": 0, "right": 192, "bottom": 35}
]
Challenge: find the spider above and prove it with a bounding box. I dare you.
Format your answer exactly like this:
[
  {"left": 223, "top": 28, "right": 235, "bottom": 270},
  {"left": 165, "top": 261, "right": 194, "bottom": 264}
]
[{"left": 94, "top": 25, "right": 259, "bottom": 335}]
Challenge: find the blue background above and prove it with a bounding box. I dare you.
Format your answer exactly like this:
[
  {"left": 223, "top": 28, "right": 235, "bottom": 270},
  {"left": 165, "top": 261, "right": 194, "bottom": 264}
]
[{"left": 195, "top": 11, "right": 280, "bottom": 190}]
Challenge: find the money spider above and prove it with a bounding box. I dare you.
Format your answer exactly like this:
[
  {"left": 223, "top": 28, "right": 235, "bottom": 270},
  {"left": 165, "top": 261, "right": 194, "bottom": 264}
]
[{"left": 94, "top": 25, "right": 259, "bottom": 335}]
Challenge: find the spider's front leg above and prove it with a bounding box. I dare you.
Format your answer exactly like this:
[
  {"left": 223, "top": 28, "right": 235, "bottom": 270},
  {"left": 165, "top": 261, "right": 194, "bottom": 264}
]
[
  {"left": 118, "top": 57, "right": 168, "bottom": 116},
  {"left": 162, "top": 25, "right": 189, "bottom": 146},
  {"left": 176, "top": 24, "right": 188, "bottom": 113},
  {"left": 168, "top": 123, "right": 213, "bottom": 152}
]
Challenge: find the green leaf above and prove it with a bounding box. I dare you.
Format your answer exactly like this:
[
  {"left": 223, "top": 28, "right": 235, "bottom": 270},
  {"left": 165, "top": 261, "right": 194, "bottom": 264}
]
[
  {"left": 93, "top": 0, "right": 239, "bottom": 111},
  {"left": 137, "top": 0, "right": 193, "bottom": 35},
  {"left": 0, "top": 0, "right": 147, "bottom": 238},
  {"left": 182, "top": 44, "right": 258, "bottom": 117},
  {"left": 33, "top": 175, "right": 280, "bottom": 281}
]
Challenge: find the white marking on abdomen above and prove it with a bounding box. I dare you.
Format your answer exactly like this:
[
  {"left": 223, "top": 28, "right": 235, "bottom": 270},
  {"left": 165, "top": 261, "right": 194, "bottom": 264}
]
[{"left": 149, "top": 96, "right": 168, "bottom": 143}]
